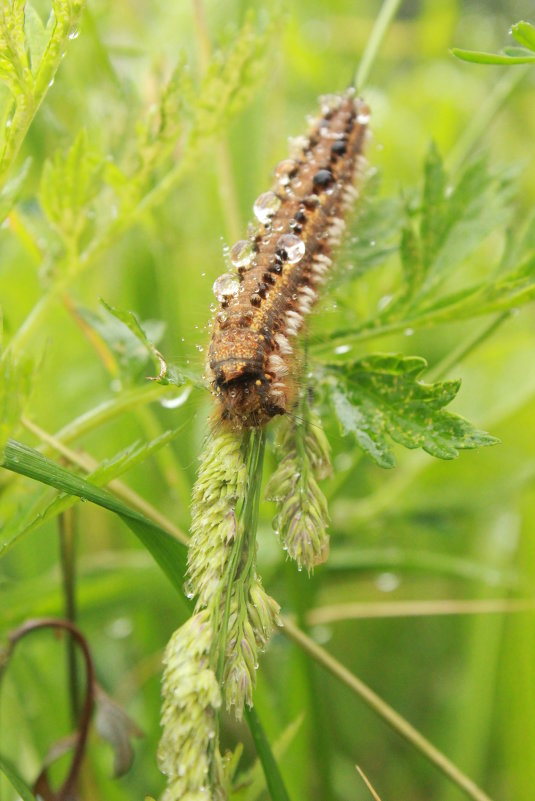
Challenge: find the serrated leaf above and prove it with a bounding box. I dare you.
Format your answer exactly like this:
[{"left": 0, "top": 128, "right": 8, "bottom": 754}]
[
  {"left": 323, "top": 354, "right": 498, "bottom": 468},
  {"left": 0, "top": 0, "right": 31, "bottom": 94},
  {"left": 193, "top": 11, "right": 277, "bottom": 139},
  {"left": 333, "top": 188, "right": 403, "bottom": 287},
  {"left": 451, "top": 48, "right": 535, "bottom": 65},
  {"left": 40, "top": 130, "right": 104, "bottom": 243},
  {"left": 0, "top": 440, "right": 188, "bottom": 595},
  {"left": 511, "top": 21, "right": 535, "bottom": 52}
]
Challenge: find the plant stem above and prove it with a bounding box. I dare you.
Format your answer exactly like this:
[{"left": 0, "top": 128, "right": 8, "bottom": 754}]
[
  {"left": 354, "top": 0, "right": 402, "bottom": 91},
  {"left": 429, "top": 311, "right": 511, "bottom": 380},
  {"left": 281, "top": 617, "right": 495, "bottom": 801},
  {"left": 58, "top": 508, "right": 81, "bottom": 725},
  {"left": 306, "top": 597, "right": 535, "bottom": 625}
]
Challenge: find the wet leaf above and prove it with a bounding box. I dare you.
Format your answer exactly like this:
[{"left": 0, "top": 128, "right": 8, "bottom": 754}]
[{"left": 322, "top": 354, "right": 498, "bottom": 468}]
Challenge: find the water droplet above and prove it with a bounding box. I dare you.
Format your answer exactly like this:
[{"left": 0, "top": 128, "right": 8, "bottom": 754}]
[
  {"left": 274, "top": 158, "right": 298, "bottom": 186},
  {"left": 48, "top": 78, "right": 54, "bottom": 87},
  {"left": 356, "top": 104, "right": 371, "bottom": 125},
  {"left": 275, "top": 234, "right": 305, "bottom": 264},
  {"left": 375, "top": 572, "right": 400, "bottom": 593},
  {"left": 195, "top": 344, "right": 204, "bottom": 352},
  {"left": 404, "top": 328, "right": 414, "bottom": 337},
  {"left": 230, "top": 239, "right": 254, "bottom": 267},
  {"left": 213, "top": 273, "right": 239, "bottom": 301},
  {"left": 68, "top": 27, "right": 80, "bottom": 40},
  {"left": 334, "top": 344, "right": 351, "bottom": 354},
  {"left": 253, "top": 191, "right": 281, "bottom": 224},
  {"left": 5, "top": 119, "right": 12, "bottom": 129},
  {"left": 160, "top": 385, "right": 192, "bottom": 409},
  {"left": 183, "top": 579, "right": 195, "bottom": 599},
  {"left": 377, "top": 294, "right": 393, "bottom": 311}
]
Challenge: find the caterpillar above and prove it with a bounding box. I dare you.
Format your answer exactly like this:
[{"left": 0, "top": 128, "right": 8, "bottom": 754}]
[{"left": 208, "top": 88, "right": 369, "bottom": 428}]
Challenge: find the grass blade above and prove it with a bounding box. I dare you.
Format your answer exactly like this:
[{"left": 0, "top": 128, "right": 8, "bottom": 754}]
[
  {"left": 0, "top": 754, "right": 38, "bottom": 801},
  {"left": 244, "top": 706, "right": 292, "bottom": 801},
  {"left": 1, "top": 440, "right": 188, "bottom": 595}
]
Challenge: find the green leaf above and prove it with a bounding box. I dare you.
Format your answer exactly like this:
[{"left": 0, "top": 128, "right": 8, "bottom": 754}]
[
  {"left": 451, "top": 48, "right": 535, "bottom": 65},
  {"left": 0, "top": 0, "right": 31, "bottom": 94},
  {"left": 419, "top": 150, "right": 513, "bottom": 295},
  {"left": 40, "top": 130, "right": 104, "bottom": 243},
  {"left": 0, "top": 352, "right": 33, "bottom": 458},
  {"left": 78, "top": 302, "right": 166, "bottom": 381},
  {"left": 333, "top": 184, "right": 403, "bottom": 287},
  {"left": 238, "top": 714, "right": 303, "bottom": 801},
  {"left": 322, "top": 354, "right": 498, "bottom": 468},
  {"left": 0, "top": 157, "right": 31, "bottom": 224},
  {"left": 24, "top": 3, "right": 48, "bottom": 73},
  {"left": 0, "top": 753, "right": 38, "bottom": 801},
  {"left": 244, "top": 706, "right": 292, "bottom": 801},
  {"left": 193, "top": 11, "right": 278, "bottom": 139},
  {"left": 0, "top": 440, "right": 188, "bottom": 594},
  {"left": 511, "top": 21, "right": 535, "bottom": 52},
  {"left": 0, "top": 427, "right": 185, "bottom": 559},
  {"left": 101, "top": 300, "right": 187, "bottom": 386}
]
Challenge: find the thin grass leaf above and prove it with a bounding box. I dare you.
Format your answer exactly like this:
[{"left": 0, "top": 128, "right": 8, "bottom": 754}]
[
  {"left": 0, "top": 440, "right": 188, "bottom": 594},
  {"left": 238, "top": 714, "right": 304, "bottom": 801},
  {"left": 451, "top": 48, "right": 535, "bottom": 65},
  {"left": 0, "top": 427, "right": 185, "bottom": 556},
  {"left": 0, "top": 754, "right": 38, "bottom": 801},
  {"left": 244, "top": 706, "right": 292, "bottom": 801}
]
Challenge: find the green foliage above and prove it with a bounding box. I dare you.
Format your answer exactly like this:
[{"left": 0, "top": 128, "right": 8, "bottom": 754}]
[
  {"left": 322, "top": 354, "right": 498, "bottom": 468},
  {"left": 319, "top": 146, "right": 535, "bottom": 348},
  {"left": 452, "top": 19, "right": 535, "bottom": 65},
  {"left": 1, "top": 2, "right": 535, "bottom": 801},
  {"left": 0, "top": 0, "right": 85, "bottom": 185},
  {"left": 40, "top": 130, "right": 104, "bottom": 249},
  {"left": 0, "top": 755, "right": 37, "bottom": 801},
  {"left": 0, "top": 351, "right": 33, "bottom": 458},
  {"left": 1, "top": 439, "right": 188, "bottom": 590}
]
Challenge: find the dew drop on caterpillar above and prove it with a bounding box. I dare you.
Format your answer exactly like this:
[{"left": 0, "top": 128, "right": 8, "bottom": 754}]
[{"left": 208, "top": 89, "right": 370, "bottom": 429}]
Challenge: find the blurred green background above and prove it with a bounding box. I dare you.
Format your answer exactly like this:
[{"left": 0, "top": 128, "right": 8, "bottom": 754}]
[{"left": 1, "top": 1, "right": 535, "bottom": 800}]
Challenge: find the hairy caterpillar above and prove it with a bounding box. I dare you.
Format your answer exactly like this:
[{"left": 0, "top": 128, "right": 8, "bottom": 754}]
[{"left": 208, "top": 88, "right": 369, "bottom": 428}]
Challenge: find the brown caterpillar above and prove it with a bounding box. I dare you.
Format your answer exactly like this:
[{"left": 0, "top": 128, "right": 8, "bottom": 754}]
[{"left": 208, "top": 89, "right": 369, "bottom": 428}]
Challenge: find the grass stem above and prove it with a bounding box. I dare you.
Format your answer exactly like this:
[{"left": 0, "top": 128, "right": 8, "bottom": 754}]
[
  {"left": 354, "top": 0, "right": 402, "bottom": 91},
  {"left": 282, "top": 617, "right": 495, "bottom": 801}
]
